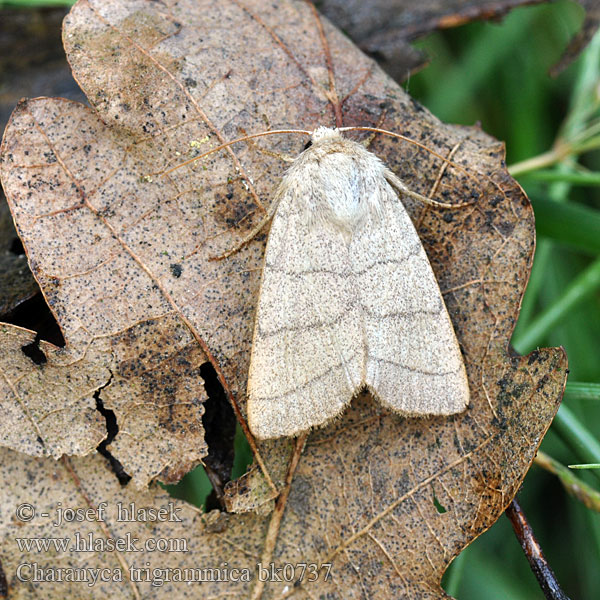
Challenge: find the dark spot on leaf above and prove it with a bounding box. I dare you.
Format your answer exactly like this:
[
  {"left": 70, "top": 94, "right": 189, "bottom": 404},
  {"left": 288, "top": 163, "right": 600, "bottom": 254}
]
[
  {"left": 536, "top": 374, "right": 550, "bottom": 392},
  {"left": 409, "top": 96, "right": 425, "bottom": 113},
  {"left": 396, "top": 469, "right": 410, "bottom": 494},
  {"left": 453, "top": 432, "right": 462, "bottom": 452}
]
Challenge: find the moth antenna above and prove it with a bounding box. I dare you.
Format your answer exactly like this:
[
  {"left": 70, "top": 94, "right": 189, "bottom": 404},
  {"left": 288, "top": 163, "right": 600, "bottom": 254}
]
[
  {"left": 339, "top": 125, "right": 485, "bottom": 207},
  {"left": 159, "top": 129, "right": 311, "bottom": 177}
]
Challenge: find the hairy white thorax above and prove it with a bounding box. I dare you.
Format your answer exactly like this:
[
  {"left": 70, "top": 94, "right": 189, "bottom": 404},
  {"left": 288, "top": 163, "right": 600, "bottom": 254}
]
[{"left": 278, "top": 127, "right": 387, "bottom": 239}]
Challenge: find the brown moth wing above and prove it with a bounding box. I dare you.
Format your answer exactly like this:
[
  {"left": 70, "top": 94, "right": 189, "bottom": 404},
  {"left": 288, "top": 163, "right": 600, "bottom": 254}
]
[
  {"left": 246, "top": 173, "right": 363, "bottom": 439},
  {"left": 247, "top": 129, "right": 468, "bottom": 440},
  {"left": 355, "top": 172, "right": 470, "bottom": 415}
]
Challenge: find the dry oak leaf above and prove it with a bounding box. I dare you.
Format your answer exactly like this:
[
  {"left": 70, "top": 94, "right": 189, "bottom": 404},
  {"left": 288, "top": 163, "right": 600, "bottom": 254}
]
[
  {"left": 0, "top": 6, "right": 87, "bottom": 315},
  {"left": 0, "top": 447, "right": 265, "bottom": 599},
  {"left": 0, "top": 0, "right": 567, "bottom": 597},
  {"left": 0, "top": 100, "right": 209, "bottom": 486}
]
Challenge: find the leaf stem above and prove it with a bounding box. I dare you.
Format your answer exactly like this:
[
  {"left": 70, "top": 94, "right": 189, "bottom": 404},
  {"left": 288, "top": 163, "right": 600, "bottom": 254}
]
[
  {"left": 552, "top": 404, "right": 600, "bottom": 484},
  {"left": 505, "top": 497, "right": 571, "bottom": 600},
  {"left": 535, "top": 451, "right": 600, "bottom": 511}
]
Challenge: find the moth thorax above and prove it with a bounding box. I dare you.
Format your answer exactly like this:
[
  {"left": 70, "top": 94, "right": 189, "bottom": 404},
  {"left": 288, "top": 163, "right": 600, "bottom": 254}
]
[{"left": 315, "top": 152, "right": 383, "bottom": 234}]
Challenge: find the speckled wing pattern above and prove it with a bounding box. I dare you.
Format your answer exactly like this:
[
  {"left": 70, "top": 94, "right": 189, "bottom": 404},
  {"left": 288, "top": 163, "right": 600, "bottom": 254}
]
[
  {"left": 357, "top": 173, "right": 470, "bottom": 415},
  {"left": 247, "top": 183, "right": 364, "bottom": 439},
  {"left": 247, "top": 129, "right": 469, "bottom": 439}
]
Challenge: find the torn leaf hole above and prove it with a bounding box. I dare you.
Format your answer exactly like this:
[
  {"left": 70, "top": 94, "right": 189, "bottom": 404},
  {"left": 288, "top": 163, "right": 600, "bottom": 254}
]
[
  {"left": 3, "top": 292, "right": 65, "bottom": 347},
  {"left": 95, "top": 377, "right": 131, "bottom": 486},
  {"left": 433, "top": 491, "right": 447, "bottom": 514},
  {"left": 21, "top": 334, "right": 46, "bottom": 365},
  {"left": 9, "top": 237, "right": 25, "bottom": 256},
  {"left": 165, "top": 363, "right": 252, "bottom": 512},
  {"left": 199, "top": 362, "right": 237, "bottom": 511}
]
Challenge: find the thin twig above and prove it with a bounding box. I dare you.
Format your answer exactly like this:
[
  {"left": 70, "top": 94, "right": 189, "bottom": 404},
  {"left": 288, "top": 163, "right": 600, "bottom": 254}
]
[
  {"left": 203, "top": 463, "right": 226, "bottom": 509},
  {"left": 250, "top": 432, "right": 308, "bottom": 600},
  {"left": 505, "top": 497, "right": 571, "bottom": 600}
]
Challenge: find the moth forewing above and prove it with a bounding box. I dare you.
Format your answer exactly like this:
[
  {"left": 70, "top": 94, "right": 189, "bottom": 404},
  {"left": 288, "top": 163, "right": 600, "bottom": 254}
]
[
  {"left": 247, "top": 127, "right": 469, "bottom": 440},
  {"left": 356, "top": 175, "right": 470, "bottom": 416}
]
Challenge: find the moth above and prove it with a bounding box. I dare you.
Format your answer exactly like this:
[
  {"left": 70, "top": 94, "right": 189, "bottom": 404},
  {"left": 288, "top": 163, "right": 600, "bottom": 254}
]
[{"left": 247, "top": 127, "right": 470, "bottom": 439}]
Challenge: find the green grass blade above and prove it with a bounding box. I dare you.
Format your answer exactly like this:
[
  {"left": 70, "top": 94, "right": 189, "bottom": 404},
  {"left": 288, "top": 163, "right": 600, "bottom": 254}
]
[
  {"left": 524, "top": 169, "right": 600, "bottom": 185},
  {"left": 424, "top": 11, "right": 538, "bottom": 119},
  {"left": 535, "top": 452, "right": 600, "bottom": 511},
  {"left": 512, "top": 256, "right": 600, "bottom": 352},
  {"left": 531, "top": 196, "right": 600, "bottom": 254},
  {"left": 552, "top": 404, "right": 600, "bottom": 484},
  {"left": 565, "top": 382, "right": 600, "bottom": 401}
]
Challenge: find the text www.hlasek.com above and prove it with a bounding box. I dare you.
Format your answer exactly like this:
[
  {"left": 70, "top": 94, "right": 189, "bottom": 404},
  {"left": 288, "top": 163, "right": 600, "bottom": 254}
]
[{"left": 16, "top": 532, "right": 187, "bottom": 553}]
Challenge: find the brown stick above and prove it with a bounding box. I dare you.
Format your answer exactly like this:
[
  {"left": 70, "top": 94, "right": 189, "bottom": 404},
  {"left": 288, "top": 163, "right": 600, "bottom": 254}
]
[
  {"left": 505, "top": 497, "right": 571, "bottom": 600},
  {"left": 250, "top": 432, "right": 308, "bottom": 600}
]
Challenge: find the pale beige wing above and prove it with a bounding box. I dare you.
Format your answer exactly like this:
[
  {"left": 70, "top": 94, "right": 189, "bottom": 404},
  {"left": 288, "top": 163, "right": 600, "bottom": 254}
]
[
  {"left": 247, "top": 188, "right": 363, "bottom": 439},
  {"left": 352, "top": 179, "right": 469, "bottom": 415}
]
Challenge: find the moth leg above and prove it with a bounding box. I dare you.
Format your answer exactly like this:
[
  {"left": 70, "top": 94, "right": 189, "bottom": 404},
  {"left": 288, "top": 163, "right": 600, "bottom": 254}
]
[
  {"left": 210, "top": 197, "right": 281, "bottom": 260},
  {"left": 358, "top": 130, "right": 378, "bottom": 149},
  {"left": 384, "top": 168, "right": 477, "bottom": 210},
  {"left": 385, "top": 141, "right": 478, "bottom": 210},
  {"left": 427, "top": 141, "right": 463, "bottom": 199}
]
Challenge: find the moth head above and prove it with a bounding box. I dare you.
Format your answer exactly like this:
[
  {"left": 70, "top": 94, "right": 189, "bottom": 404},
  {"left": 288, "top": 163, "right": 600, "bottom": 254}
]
[{"left": 310, "top": 126, "right": 342, "bottom": 145}]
